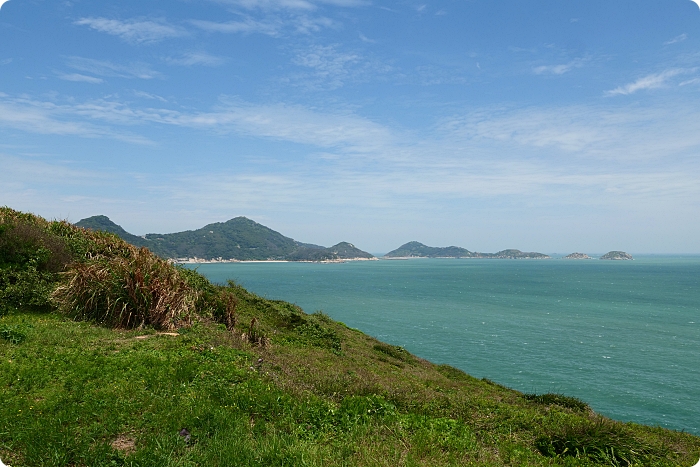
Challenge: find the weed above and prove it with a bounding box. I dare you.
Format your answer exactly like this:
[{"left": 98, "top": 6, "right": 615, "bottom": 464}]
[
  {"left": 52, "top": 246, "right": 198, "bottom": 329},
  {"left": 536, "top": 417, "right": 663, "bottom": 466},
  {"left": 0, "top": 323, "right": 28, "bottom": 344},
  {"left": 373, "top": 342, "right": 416, "bottom": 364},
  {"left": 525, "top": 393, "right": 589, "bottom": 412}
]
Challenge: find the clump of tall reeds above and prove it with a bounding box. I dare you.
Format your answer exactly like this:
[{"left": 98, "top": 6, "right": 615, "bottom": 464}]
[
  {"left": 52, "top": 246, "right": 198, "bottom": 329},
  {"left": 536, "top": 416, "right": 663, "bottom": 466}
]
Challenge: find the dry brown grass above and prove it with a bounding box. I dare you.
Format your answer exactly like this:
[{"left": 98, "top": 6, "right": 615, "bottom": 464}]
[{"left": 52, "top": 245, "right": 198, "bottom": 329}]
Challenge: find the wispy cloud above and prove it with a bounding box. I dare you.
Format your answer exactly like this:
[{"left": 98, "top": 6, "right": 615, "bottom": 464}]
[
  {"left": 55, "top": 72, "right": 104, "bottom": 84},
  {"left": 74, "top": 17, "right": 187, "bottom": 44},
  {"left": 0, "top": 58, "right": 12, "bottom": 66},
  {"left": 189, "top": 18, "right": 281, "bottom": 35},
  {"left": 66, "top": 56, "right": 161, "bottom": 80},
  {"left": 209, "top": 0, "right": 366, "bottom": 11},
  {"left": 164, "top": 52, "right": 225, "bottom": 67},
  {"left": 0, "top": 95, "right": 154, "bottom": 144},
  {"left": 532, "top": 58, "right": 586, "bottom": 75},
  {"left": 606, "top": 68, "right": 688, "bottom": 96},
  {"left": 288, "top": 44, "right": 391, "bottom": 89},
  {"left": 664, "top": 33, "right": 687, "bottom": 45}
]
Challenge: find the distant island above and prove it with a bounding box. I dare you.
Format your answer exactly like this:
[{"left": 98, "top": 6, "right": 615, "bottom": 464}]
[
  {"left": 600, "top": 251, "right": 634, "bottom": 261},
  {"left": 75, "top": 215, "right": 375, "bottom": 262},
  {"left": 383, "top": 241, "right": 550, "bottom": 259},
  {"left": 564, "top": 252, "right": 592, "bottom": 260}
]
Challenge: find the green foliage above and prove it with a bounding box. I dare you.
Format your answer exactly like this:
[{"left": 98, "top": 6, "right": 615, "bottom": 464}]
[
  {"left": 293, "top": 322, "right": 342, "bottom": 353},
  {"left": 436, "top": 364, "right": 477, "bottom": 383},
  {"left": 525, "top": 393, "right": 590, "bottom": 412},
  {"left": 536, "top": 417, "right": 664, "bottom": 466},
  {"left": 373, "top": 342, "right": 416, "bottom": 364},
  {"left": 0, "top": 323, "right": 29, "bottom": 344}
]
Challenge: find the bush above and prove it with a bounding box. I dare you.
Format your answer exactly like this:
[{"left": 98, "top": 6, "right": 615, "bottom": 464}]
[
  {"left": 536, "top": 417, "right": 663, "bottom": 466},
  {"left": 0, "top": 215, "right": 73, "bottom": 312},
  {"left": 52, "top": 246, "right": 199, "bottom": 329}
]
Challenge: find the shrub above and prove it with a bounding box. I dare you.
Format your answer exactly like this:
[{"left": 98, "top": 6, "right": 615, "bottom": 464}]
[
  {"left": 536, "top": 417, "right": 662, "bottom": 466},
  {"left": 0, "top": 215, "right": 73, "bottom": 312},
  {"left": 52, "top": 246, "right": 198, "bottom": 329},
  {"left": 525, "top": 393, "right": 589, "bottom": 412},
  {"left": 373, "top": 342, "right": 416, "bottom": 364}
]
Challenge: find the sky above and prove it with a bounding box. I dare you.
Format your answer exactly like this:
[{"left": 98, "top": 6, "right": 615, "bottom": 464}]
[{"left": 1, "top": 0, "right": 700, "bottom": 254}]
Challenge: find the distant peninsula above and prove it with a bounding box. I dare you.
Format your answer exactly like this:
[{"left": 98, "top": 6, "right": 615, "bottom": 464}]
[
  {"left": 75, "top": 216, "right": 375, "bottom": 262},
  {"left": 600, "top": 251, "right": 634, "bottom": 261},
  {"left": 564, "top": 252, "right": 592, "bottom": 260},
  {"left": 383, "top": 242, "right": 550, "bottom": 259}
]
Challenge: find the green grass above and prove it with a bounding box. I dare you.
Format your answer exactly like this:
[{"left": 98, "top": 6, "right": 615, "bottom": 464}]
[{"left": 1, "top": 207, "right": 699, "bottom": 466}]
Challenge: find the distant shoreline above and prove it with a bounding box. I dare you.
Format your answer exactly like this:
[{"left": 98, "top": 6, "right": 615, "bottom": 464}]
[{"left": 175, "top": 257, "right": 379, "bottom": 264}]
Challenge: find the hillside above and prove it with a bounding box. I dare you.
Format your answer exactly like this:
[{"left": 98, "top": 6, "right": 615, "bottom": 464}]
[
  {"left": 75, "top": 215, "right": 150, "bottom": 248},
  {"left": 384, "top": 242, "right": 550, "bottom": 259},
  {"left": 2, "top": 207, "right": 699, "bottom": 466},
  {"left": 76, "top": 215, "right": 373, "bottom": 262}
]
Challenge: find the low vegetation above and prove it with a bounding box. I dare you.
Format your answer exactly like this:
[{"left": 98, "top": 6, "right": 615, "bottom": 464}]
[{"left": 1, "top": 207, "right": 699, "bottom": 466}]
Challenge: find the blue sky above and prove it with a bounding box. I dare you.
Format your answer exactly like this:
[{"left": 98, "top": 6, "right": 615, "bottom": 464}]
[{"left": 1, "top": 0, "right": 699, "bottom": 253}]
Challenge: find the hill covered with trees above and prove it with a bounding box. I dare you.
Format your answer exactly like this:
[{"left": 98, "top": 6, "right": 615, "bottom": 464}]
[{"left": 75, "top": 215, "right": 373, "bottom": 262}]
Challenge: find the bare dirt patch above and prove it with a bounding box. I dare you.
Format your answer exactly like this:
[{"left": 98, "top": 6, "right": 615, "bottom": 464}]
[
  {"left": 134, "top": 332, "right": 179, "bottom": 340},
  {"left": 111, "top": 435, "right": 136, "bottom": 455}
]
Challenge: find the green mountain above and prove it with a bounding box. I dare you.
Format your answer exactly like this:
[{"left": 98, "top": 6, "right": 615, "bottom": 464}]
[
  {"left": 383, "top": 241, "right": 477, "bottom": 258},
  {"left": 75, "top": 215, "right": 374, "bottom": 261},
  {"left": 75, "top": 215, "right": 150, "bottom": 248},
  {"left": 384, "top": 242, "right": 550, "bottom": 259},
  {"left": 600, "top": 251, "right": 634, "bottom": 260},
  {"left": 490, "top": 249, "right": 550, "bottom": 259}
]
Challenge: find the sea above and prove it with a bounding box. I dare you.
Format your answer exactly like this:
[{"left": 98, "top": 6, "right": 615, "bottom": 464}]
[{"left": 187, "top": 256, "right": 700, "bottom": 435}]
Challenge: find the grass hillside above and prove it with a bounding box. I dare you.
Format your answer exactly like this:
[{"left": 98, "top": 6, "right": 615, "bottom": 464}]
[{"left": 1, "top": 207, "right": 699, "bottom": 466}]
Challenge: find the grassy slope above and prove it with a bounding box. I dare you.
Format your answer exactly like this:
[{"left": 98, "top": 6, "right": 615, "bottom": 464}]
[{"left": 1, "top": 209, "right": 699, "bottom": 466}]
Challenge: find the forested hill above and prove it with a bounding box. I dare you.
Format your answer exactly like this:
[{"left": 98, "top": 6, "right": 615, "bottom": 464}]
[
  {"left": 75, "top": 216, "right": 374, "bottom": 261},
  {"left": 384, "top": 242, "right": 550, "bottom": 259}
]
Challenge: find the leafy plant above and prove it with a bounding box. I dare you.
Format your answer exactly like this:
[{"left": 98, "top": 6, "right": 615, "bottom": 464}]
[
  {"left": 0, "top": 323, "right": 29, "bottom": 344},
  {"left": 525, "top": 393, "right": 589, "bottom": 412}
]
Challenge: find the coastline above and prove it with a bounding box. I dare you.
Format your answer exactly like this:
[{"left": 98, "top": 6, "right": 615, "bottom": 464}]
[{"left": 174, "top": 257, "right": 378, "bottom": 264}]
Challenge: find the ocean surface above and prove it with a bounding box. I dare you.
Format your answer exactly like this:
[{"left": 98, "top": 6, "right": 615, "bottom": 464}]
[{"left": 188, "top": 256, "right": 699, "bottom": 434}]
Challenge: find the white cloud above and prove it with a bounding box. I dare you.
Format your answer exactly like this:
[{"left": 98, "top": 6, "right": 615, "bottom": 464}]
[
  {"left": 664, "top": 33, "right": 687, "bottom": 45},
  {"left": 532, "top": 58, "right": 586, "bottom": 75},
  {"left": 358, "top": 32, "right": 374, "bottom": 43},
  {"left": 164, "top": 52, "right": 225, "bottom": 67},
  {"left": 288, "top": 44, "right": 391, "bottom": 89},
  {"left": 0, "top": 58, "right": 12, "bottom": 65},
  {"left": 74, "top": 17, "right": 187, "bottom": 44},
  {"left": 0, "top": 96, "right": 154, "bottom": 144},
  {"left": 209, "top": 0, "right": 366, "bottom": 11},
  {"left": 189, "top": 18, "right": 281, "bottom": 36},
  {"left": 606, "top": 68, "right": 687, "bottom": 96},
  {"left": 66, "top": 56, "right": 161, "bottom": 80},
  {"left": 441, "top": 102, "right": 700, "bottom": 161},
  {"left": 56, "top": 73, "right": 104, "bottom": 84}
]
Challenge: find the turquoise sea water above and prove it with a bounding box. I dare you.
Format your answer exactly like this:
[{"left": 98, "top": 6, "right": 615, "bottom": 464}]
[{"left": 189, "top": 257, "right": 700, "bottom": 434}]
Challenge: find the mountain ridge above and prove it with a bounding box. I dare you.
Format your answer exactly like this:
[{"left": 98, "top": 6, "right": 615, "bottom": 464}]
[
  {"left": 384, "top": 241, "right": 550, "bottom": 259},
  {"left": 75, "top": 215, "right": 374, "bottom": 262}
]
